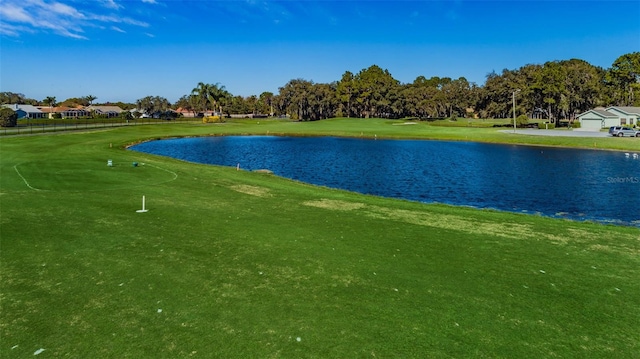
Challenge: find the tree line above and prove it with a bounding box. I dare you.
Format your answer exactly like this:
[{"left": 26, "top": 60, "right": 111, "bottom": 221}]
[
  {"left": 269, "top": 52, "right": 638, "bottom": 122},
  {"left": 2, "top": 52, "right": 638, "bottom": 122}
]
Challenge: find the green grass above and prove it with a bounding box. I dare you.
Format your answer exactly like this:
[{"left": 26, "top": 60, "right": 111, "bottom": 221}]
[{"left": 1, "top": 120, "right": 639, "bottom": 358}]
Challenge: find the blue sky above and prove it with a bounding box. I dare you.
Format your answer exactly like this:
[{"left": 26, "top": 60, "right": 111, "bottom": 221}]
[{"left": 1, "top": 0, "right": 639, "bottom": 103}]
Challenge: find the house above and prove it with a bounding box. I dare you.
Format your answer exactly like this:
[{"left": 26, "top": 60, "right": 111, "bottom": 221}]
[
  {"left": 2, "top": 104, "right": 45, "bottom": 119},
  {"left": 60, "top": 108, "right": 90, "bottom": 118},
  {"left": 605, "top": 107, "right": 640, "bottom": 126},
  {"left": 576, "top": 108, "right": 620, "bottom": 131},
  {"left": 87, "top": 105, "right": 124, "bottom": 118},
  {"left": 577, "top": 106, "right": 640, "bottom": 131},
  {"left": 38, "top": 106, "right": 90, "bottom": 119},
  {"left": 175, "top": 107, "right": 198, "bottom": 118}
]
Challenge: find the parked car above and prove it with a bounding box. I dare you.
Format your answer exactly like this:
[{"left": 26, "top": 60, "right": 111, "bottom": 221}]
[{"left": 609, "top": 126, "right": 640, "bottom": 137}]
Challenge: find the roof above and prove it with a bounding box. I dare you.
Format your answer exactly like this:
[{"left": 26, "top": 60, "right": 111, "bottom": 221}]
[
  {"left": 2, "top": 104, "right": 43, "bottom": 113},
  {"left": 38, "top": 106, "right": 86, "bottom": 113},
  {"left": 577, "top": 108, "right": 617, "bottom": 118},
  {"left": 606, "top": 106, "right": 640, "bottom": 116},
  {"left": 87, "top": 105, "right": 124, "bottom": 113}
]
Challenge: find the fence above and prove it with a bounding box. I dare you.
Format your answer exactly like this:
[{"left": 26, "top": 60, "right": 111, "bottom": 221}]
[{"left": 0, "top": 117, "right": 203, "bottom": 136}]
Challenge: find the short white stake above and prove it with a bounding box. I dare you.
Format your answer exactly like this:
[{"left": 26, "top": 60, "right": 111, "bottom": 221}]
[{"left": 136, "top": 195, "right": 148, "bottom": 213}]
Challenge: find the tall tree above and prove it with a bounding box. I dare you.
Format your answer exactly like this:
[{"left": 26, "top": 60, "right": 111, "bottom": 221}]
[
  {"left": 0, "top": 92, "right": 28, "bottom": 104},
  {"left": 191, "top": 82, "right": 213, "bottom": 114},
  {"left": 561, "top": 59, "right": 606, "bottom": 120},
  {"left": 607, "top": 52, "right": 640, "bottom": 106},
  {"left": 353, "top": 65, "right": 400, "bottom": 118},
  {"left": 227, "top": 95, "right": 250, "bottom": 114},
  {"left": 42, "top": 96, "right": 57, "bottom": 108},
  {"left": 440, "top": 77, "right": 471, "bottom": 118},
  {"left": 277, "top": 79, "right": 314, "bottom": 120},
  {"left": 538, "top": 62, "right": 567, "bottom": 122},
  {"left": 517, "top": 63, "right": 545, "bottom": 119},
  {"left": 60, "top": 97, "right": 90, "bottom": 107},
  {"left": 85, "top": 95, "right": 97, "bottom": 106},
  {"left": 174, "top": 95, "right": 198, "bottom": 117},
  {"left": 258, "top": 91, "right": 275, "bottom": 115},
  {"left": 0, "top": 107, "right": 19, "bottom": 127},
  {"left": 191, "top": 82, "right": 229, "bottom": 115},
  {"left": 308, "top": 82, "right": 338, "bottom": 120},
  {"left": 476, "top": 70, "right": 517, "bottom": 119},
  {"left": 401, "top": 79, "right": 437, "bottom": 118},
  {"left": 42, "top": 96, "right": 57, "bottom": 119},
  {"left": 136, "top": 96, "right": 171, "bottom": 119},
  {"left": 336, "top": 71, "right": 356, "bottom": 117}
]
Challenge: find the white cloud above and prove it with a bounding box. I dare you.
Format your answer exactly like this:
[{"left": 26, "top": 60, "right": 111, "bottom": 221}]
[
  {"left": 89, "top": 14, "right": 149, "bottom": 28},
  {"left": 142, "top": 0, "right": 157, "bottom": 4},
  {"left": 111, "top": 26, "right": 126, "bottom": 33},
  {"left": 102, "top": 0, "right": 123, "bottom": 10},
  {"left": 0, "top": 0, "right": 150, "bottom": 39},
  {"left": 47, "top": 1, "right": 85, "bottom": 17},
  {"left": 0, "top": 3, "right": 32, "bottom": 23},
  {"left": 0, "top": 22, "right": 33, "bottom": 37}
]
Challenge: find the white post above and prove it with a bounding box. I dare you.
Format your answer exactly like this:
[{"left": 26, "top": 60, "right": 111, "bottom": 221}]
[
  {"left": 136, "top": 195, "right": 148, "bottom": 213},
  {"left": 512, "top": 89, "right": 520, "bottom": 133}
]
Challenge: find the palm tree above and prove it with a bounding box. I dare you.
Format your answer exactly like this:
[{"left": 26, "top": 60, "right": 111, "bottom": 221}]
[
  {"left": 85, "top": 95, "right": 97, "bottom": 106},
  {"left": 191, "top": 82, "right": 229, "bottom": 116},
  {"left": 210, "top": 84, "right": 230, "bottom": 116},
  {"left": 43, "top": 96, "right": 57, "bottom": 119},
  {"left": 191, "top": 83, "right": 212, "bottom": 115}
]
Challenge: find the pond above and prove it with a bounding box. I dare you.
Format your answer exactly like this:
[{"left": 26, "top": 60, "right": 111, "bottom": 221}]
[{"left": 130, "top": 136, "right": 640, "bottom": 227}]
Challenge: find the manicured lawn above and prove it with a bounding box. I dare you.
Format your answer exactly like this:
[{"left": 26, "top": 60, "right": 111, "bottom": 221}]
[{"left": 1, "top": 120, "right": 639, "bottom": 357}]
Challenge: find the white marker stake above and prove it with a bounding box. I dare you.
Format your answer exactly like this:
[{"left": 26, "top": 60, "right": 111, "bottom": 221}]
[{"left": 136, "top": 195, "right": 148, "bottom": 213}]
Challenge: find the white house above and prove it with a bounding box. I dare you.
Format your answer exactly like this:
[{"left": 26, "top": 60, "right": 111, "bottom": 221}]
[
  {"left": 2, "top": 104, "right": 45, "bottom": 119},
  {"left": 605, "top": 107, "right": 640, "bottom": 126},
  {"left": 577, "top": 106, "right": 640, "bottom": 131}
]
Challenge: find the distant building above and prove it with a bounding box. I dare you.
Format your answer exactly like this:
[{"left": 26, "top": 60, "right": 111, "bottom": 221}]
[
  {"left": 38, "top": 106, "right": 90, "bottom": 119},
  {"left": 175, "top": 107, "right": 198, "bottom": 118},
  {"left": 577, "top": 106, "right": 640, "bottom": 131},
  {"left": 87, "top": 105, "right": 124, "bottom": 118},
  {"left": 1, "top": 104, "right": 45, "bottom": 119}
]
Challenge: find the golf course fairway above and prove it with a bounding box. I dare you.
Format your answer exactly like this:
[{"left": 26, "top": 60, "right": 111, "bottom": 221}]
[{"left": 1, "top": 119, "right": 639, "bottom": 358}]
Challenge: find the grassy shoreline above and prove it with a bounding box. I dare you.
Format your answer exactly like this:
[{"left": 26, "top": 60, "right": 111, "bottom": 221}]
[
  {"left": 1, "top": 120, "right": 639, "bottom": 358},
  {"left": 6, "top": 117, "right": 640, "bottom": 152}
]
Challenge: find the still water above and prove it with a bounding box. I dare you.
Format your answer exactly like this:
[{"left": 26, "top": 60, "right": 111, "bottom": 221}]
[{"left": 131, "top": 136, "right": 640, "bottom": 227}]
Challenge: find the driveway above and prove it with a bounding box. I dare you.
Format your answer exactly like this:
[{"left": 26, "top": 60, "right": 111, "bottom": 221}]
[{"left": 499, "top": 129, "right": 611, "bottom": 138}]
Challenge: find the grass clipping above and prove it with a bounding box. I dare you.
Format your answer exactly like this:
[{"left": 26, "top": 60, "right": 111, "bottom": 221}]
[
  {"left": 302, "top": 198, "right": 638, "bottom": 249},
  {"left": 230, "top": 184, "right": 272, "bottom": 198}
]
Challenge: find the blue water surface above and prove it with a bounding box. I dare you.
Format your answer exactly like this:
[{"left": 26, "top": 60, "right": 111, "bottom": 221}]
[{"left": 130, "top": 136, "right": 640, "bottom": 227}]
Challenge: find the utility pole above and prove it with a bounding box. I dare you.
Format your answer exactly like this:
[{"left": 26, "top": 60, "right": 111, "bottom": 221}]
[{"left": 512, "top": 89, "right": 521, "bottom": 133}]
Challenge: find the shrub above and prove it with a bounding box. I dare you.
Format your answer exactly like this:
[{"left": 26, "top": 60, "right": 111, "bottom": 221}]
[
  {"left": 513, "top": 114, "right": 529, "bottom": 128},
  {"left": 544, "top": 122, "right": 556, "bottom": 129},
  {"left": 571, "top": 121, "right": 581, "bottom": 129},
  {"left": 120, "top": 111, "right": 134, "bottom": 120},
  {"left": 0, "top": 107, "right": 18, "bottom": 127},
  {"left": 203, "top": 115, "right": 224, "bottom": 123}
]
